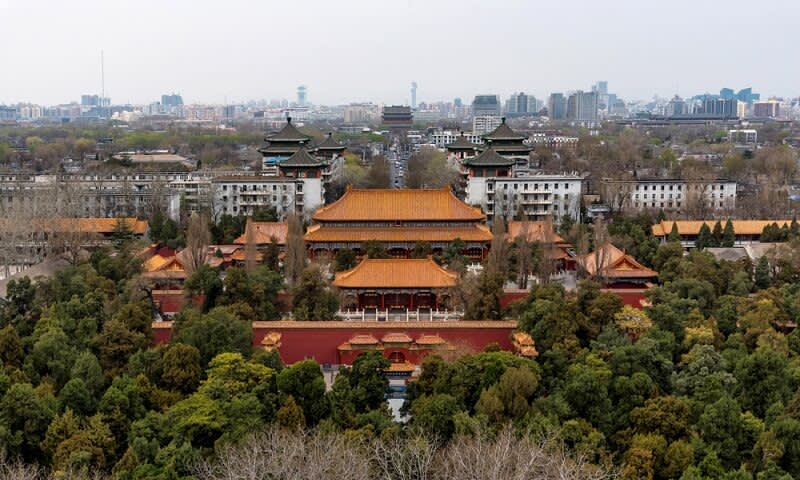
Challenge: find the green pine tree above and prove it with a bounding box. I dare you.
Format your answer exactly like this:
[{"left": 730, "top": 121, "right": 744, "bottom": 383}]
[
  {"left": 722, "top": 219, "right": 735, "bottom": 247},
  {"left": 668, "top": 222, "right": 681, "bottom": 243},
  {"left": 711, "top": 221, "right": 723, "bottom": 248},
  {"left": 754, "top": 256, "right": 772, "bottom": 289},
  {"left": 696, "top": 223, "right": 713, "bottom": 249}
]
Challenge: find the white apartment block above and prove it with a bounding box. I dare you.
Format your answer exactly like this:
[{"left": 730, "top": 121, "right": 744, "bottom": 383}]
[
  {"left": 601, "top": 178, "right": 737, "bottom": 213},
  {"left": 430, "top": 131, "right": 483, "bottom": 148},
  {"left": 212, "top": 176, "right": 323, "bottom": 220},
  {"left": 0, "top": 172, "right": 220, "bottom": 219},
  {"left": 473, "top": 115, "right": 502, "bottom": 135},
  {"left": 467, "top": 174, "right": 584, "bottom": 222}
]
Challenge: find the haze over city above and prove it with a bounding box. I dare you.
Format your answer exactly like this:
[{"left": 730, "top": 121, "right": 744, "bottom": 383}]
[
  {"left": 5, "top": 1, "right": 800, "bottom": 479},
  {"left": 1, "top": 0, "right": 798, "bottom": 105}
]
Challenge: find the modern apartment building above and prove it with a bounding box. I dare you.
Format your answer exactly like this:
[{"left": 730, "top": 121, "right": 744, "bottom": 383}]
[{"left": 600, "top": 178, "right": 737, "bottom": 214}]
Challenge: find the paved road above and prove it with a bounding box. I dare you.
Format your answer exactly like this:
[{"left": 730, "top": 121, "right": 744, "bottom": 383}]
[{"left": 389, "top": 137, "right": 409, "bottom": 189}]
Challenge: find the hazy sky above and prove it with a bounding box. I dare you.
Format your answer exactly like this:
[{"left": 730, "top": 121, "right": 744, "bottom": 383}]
[{"left": 1, "top": 0, "right": 798, "bottom": 106}]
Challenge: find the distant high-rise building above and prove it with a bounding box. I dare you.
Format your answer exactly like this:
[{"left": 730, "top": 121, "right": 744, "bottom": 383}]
[
  {"left": 297, "top": 85, "right": 307, "bottom": 107},
  {"left": 505, "top": 92, "right": 537, "bottom": 115},
  {"left": 566, "top": 91, "right": 598, "bottom": 124},
  {"left": 548, "top": 93, "right": 567, "bottom": 120},
  {"left": 695, "top": 96, "right": 737, "bottom": 118},
  {"left": 0, "top": 106, "right": 17, "bottom": 121},
  {"left": 411, "top": 82, "right": 418, "bottom": 109},
  {"left": 472, "top": 95, "right": 501, "bottom": 116},
  {"left": 161, "top": 93, "right": 184, "bottom": 107},
  {"left": 81, "top": 94, "right": 100, "bottom": 106},
  {"left": 454, "top": 97, "right": 462, "bottom": 107},
  {"left": 753, "top": 99, "right": 780, "bottom": 118},
  {"left": 593, "top": 81, "right": 608, "bottom": 95},
  {"left": 666, "top": 95, "right": 687, "bottom": 116}
]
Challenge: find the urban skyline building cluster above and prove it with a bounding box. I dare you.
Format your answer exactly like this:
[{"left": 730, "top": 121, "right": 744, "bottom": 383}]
[{"left": 1, "top": 79, "right": 798, "bottom": 125}]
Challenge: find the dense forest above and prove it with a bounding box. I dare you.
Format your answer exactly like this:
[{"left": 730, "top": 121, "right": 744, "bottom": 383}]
[{"left": 0, "top": 230, "right": 799, "bottom": 479}]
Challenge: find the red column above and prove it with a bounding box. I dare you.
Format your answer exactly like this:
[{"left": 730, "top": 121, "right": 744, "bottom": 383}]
[
  {"left": 410, "top": 293, "right": 414, "bottom": 310},
  {"left": 381, "top": 293, "right": 385, "bottom": 309}
]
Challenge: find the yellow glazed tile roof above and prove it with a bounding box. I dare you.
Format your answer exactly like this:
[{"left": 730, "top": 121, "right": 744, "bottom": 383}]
[
  {"left": 334, "top": 258, "right": 458, "bottom": 289},
  {"left": 312, "top": 186, "right": 485, "bottom": 222}
]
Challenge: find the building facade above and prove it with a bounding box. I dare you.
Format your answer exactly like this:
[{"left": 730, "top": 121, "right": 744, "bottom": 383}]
[
  {"left": 472, "top": 95, "right": 501, "bottom": 116},
  {"left": 566, "top": 91, "right": 599, "bottom": 124},
  {"left": 600, "top": 178, "right": 737, "bottom": 214},
  {"left": 547, "top": 93, "right": 567, "bottom": 120}
]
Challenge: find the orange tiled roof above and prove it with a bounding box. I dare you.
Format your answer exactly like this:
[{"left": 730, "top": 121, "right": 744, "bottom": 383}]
[
  {"left": 415, "top": 334, "right": 447, "bottom": 345},
  {"left": 334, "top": 258, "right": 458, "bottom": 289},
  {"left": 346, "top": 334, "right": 381, "bottom": 346},
  {"left": 0, "top": 217, "right": 148, "bottom": 235},
  {"left": 144, "top": 254, "right": 175, "bottom": 272},
  {"left": 234, "top": 221, "right": 289, "bottom": 245},
  {"left": 652, "top": 220, "right": 792, "bottom": 237},
  {"left": 507, "top": 221, "right": 566, "bottom": 244},
  {"left": 512, "top": 331, "right": 535, "bottom": 346},
  {"left": 386, "top": 361, "right": 416, "bottom": 373},
  {"left": 312, "top": 186, "right": 485, "bottom": 222},
  {"left": 581, "top": 243, "right": 658, "bottom": 279},
  {"left": 305, "top": 224, "right": 492, "bottom": 243},
  {"left": 382, "top": 333, "right": 413, "bottom": 343}
]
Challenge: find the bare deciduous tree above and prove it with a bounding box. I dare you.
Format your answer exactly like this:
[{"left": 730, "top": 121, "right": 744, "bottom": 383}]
[
  {"left": 434, "top": 427, "right": 613, "bottom": 480},
  {"left": 184, "top": 212, "right": 210, "bottom": 275},
  {"left": 284, "top": 213, "right": 306, "bottom": 287},
  {"left": 193, "top": 428, "right": 371, "bottom": 480}
]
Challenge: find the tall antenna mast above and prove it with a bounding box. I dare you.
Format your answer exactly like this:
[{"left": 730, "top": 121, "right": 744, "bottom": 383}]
[{"left": 101, "top": 50, "right": 105, "bottom": 109}]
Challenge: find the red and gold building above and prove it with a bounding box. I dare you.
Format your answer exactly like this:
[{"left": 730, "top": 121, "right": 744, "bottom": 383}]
[
  {"left": 579, "top": 242, "right": 658, "bottom": 307},
  {"left": 334, "top": 258, "right": 458, "bottom": 312},
  {"left": 305, "top": 186, "right": 492, "bottom": 260}
]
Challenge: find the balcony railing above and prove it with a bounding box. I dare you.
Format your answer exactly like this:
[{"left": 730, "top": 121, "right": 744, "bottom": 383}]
[{"left": 337, "top": 308, "right": 464, "bottom": 322}]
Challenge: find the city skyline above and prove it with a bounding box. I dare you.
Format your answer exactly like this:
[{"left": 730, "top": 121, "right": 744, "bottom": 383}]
[{"left": 1, "top": 0, "right": 798, "bottom": 106}]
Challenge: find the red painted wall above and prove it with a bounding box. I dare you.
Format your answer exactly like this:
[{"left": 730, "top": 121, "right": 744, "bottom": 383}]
[
  {"left": 252, "top": 322, "right": 517, "bottom": 365},
  {"left": 606, "top": 289, "right": 648, "bottom": 308}
]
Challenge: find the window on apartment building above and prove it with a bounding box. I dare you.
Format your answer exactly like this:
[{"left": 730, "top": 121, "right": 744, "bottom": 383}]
[
  {"left": 513, "top": 184, "right": 518, "bottom": 190},
  {"left": 661, "top": 185, "right": 665, "bottom": 190},
  {"left": 564, "top": 183, "right": 568, "bottom": 189},
  {"left": 222, "top": 185, "right": 227, "bottom": 191},
  {"left": 669, "top": 185, "right": 673, "bottom": 190},
  {"left": 554, "top": 183, "right": 559, "bottom": 189},
  {"left": 544, "top": 183, "right": 549, "bottom": 190},
  {"left": 524, "top": 183, "right": 528, "bottom": 189}
]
